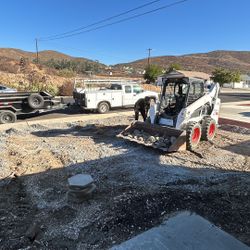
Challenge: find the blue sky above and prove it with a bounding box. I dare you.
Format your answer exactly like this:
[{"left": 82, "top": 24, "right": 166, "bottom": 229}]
[{"left": 0, "top": 0, "right": 249, "bottom": 65}]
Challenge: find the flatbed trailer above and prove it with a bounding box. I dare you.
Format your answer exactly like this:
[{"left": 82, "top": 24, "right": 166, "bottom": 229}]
[{"left": 0, "top": 91, "right": 61, "bottom": 124}]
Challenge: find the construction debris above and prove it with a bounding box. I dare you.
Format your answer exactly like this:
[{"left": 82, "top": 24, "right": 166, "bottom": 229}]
[
  {"left": 67, "top": 174, "right": 96, "bottom": 203},
  {"left": 123, "top": 129, "right": 176, "bottom": 150}
]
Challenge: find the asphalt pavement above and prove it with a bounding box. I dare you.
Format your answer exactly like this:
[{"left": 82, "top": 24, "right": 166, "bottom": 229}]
[
  {"left": 17, "top": 105, "right": 132, "bottom": 122},
  {"left": 16, "top": 90, "right": 250, "bottom": 123},
  {"left": 219, "top": 92, "right": 250, "bottom": 103}
]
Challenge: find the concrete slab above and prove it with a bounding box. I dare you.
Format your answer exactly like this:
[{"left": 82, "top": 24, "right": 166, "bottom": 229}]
[{"left": 111, "top": 211, "right": 249, "bottom": 250}]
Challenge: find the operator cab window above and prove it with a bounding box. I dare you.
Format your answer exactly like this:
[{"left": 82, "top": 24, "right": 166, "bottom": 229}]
[
  {"left": 187, "top": 80, "right": 205, "bottom": 105},
  {"left": 190, "top": 81, "right": 204, "bottom": 96},
  {"left": 125, "top": 85, "right": 132, "bottom": 93}
]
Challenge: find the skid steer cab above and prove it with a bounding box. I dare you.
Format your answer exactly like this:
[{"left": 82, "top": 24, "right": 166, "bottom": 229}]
[{"left": 119, "top": 71, "right": 221, "bottom": 152}]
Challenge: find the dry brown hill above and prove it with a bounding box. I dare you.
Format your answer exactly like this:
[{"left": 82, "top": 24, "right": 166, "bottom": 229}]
[
  {"left": 0, "top": 48, "right": 93, "bottom": 93},
  {"left": 0, "top": 48, "right": 104, "bottom": 64},
  {"left": 0, "top": 48, "right": 107, "bottom": 85},
  {"left": 114, "top": 50, "right": 250, "bottom": 74}
]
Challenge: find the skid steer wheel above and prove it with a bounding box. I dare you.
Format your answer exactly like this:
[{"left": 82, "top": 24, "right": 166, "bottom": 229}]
[
  {"left": 28, "top": 94, "right": 44, "bottom": 109},
  {"left": 0, "top": 110, "right": 17, "bottom": 124},
  {"left": 186, "top": 122, "right": 202, "bottom": 151},
  {"left": 201, "top": 117, "right": 216, "bottom": 141},
  {"left": 97, "top": 102, "right": 110, "bottom": 114}
]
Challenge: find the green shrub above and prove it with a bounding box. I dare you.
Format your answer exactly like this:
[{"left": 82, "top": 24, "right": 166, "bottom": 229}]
[{"left": 144, "top": 64, "right": 163, "bottom": 84}]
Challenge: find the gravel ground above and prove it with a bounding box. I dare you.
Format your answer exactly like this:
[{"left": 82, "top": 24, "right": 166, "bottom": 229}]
[{"left": 0, "top": 116, "right": 249, "bottom": 249}]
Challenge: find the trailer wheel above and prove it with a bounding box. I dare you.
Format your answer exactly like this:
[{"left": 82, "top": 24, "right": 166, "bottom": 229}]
[
  {"left": 97, "top": 102, "right": 110, "bottom": 114},
  {"left": 28, "top": 94, "right": 44, "bottom": 109},
  {"left": 201, "top": 117, "right": 216, "bottom": 141},
  {"left": 186, "top": 122, "right": 202, "bottom": 151},
  {"left": 0, "top": 110, "right": 17, "bottom": 124}
]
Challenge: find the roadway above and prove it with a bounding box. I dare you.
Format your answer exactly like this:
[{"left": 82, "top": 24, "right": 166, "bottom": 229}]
[
  {"left": 219, "top": 90, "right": 250, "bottom": 103},
  {"left": 16, "top": 89, "right": 250, "bottom": 123},
  {"left": 17, "top": 105, "right": 132, "bottom": 122}
]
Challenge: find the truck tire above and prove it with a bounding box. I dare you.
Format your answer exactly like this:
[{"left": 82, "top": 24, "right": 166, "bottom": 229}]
[
  {"left": 201, "top": 117, "right": 216, "bottom": 141},
  {"left": 186, "top": 122, "right": 202, "bottom": 151},
  {"left": 98, "top": 102, "right": 110, "bottom": 114},
  {"left": 28, "top": 94, "right": 44, "bottom": 109},
  {"left": 0, "top": 110, "right": 17, "bottom": 124}
]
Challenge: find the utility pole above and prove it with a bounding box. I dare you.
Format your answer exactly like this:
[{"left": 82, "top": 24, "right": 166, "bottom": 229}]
[
  {"left": 147, "top": 48, "right": 152, "bottom": 67},
  {"left": 35, "top": 38, "right": 39, "bottom": 63}
]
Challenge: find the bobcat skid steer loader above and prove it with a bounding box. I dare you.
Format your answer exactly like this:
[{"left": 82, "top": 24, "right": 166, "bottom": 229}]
[{"left": 118, "top": 70, "right": 221, "bottom": 152}]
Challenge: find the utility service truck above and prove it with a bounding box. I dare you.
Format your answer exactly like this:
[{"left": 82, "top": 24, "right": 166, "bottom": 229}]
[{"left": 73, "top": 79, "right": 159, "bottom": 113}]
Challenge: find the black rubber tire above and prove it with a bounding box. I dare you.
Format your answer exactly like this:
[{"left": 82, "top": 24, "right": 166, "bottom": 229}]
[
  {"left": 186, "top": 122, "right": 202, "bottom": 151},
  {"left": 28, "top": 94, "right": 44, "bottom": 109},
  {"left": 0, "top": 110, "right": 17, "bottom": 124},
  {"left": 97, "top": 102, "right": 110, "bottom": 114},
  {"left": 201, "top": 117, "right": 216, "bottom": 141}
]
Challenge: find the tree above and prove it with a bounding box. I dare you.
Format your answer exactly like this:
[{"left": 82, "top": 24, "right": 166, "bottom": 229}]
[
  {"left": 144, "top": 64, "right": 162, "bottom": 84},
  {"left": 166, "top": 63, "right": 182, "bottom": 73},
  {"left": 211, "top": 68, "right": 241, "bottom": 86}
]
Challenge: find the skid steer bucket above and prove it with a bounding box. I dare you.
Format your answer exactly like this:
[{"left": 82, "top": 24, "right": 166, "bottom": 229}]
[{"left": 117, "top": 121, "right": 186, "bottom": 152}]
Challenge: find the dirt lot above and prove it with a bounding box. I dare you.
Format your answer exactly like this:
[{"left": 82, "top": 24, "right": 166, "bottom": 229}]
[{"left": 0, "top": 116, "right": 249, "bottom": 249}]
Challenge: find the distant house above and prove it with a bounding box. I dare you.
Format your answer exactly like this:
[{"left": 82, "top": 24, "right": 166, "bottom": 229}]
[
  {"left": 177, "top": 70, "right": 211, "bottom": 80},
  {"left": 241, "top": 74, "right": 250, "bottom": 88}
]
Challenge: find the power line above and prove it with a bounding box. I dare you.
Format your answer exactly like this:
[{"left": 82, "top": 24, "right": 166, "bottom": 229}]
[
  {"left": 39, "top": 0, "right": 161, "bottom": 40},
  {"left": 39, "top": 0, "right": 189, "bottom": 41},
  {"left": 35, "top": 38, "right": 39, "bottom": 63},
  {"left": 147, "top": 48, "right": 152, "bottom": 66}
]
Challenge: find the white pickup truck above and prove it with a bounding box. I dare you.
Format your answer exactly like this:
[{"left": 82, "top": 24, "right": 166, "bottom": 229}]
[{"left": 73, "top": 82, "right": 158, "bottom": 113}]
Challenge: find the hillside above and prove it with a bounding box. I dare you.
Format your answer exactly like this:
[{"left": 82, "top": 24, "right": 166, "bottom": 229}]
[
  {"left": 114, "top": 50, "right": 250, "bottom": 74},
  {"left": 1, "top": 48, "right": 250, "bottom": 90},
  {"left": 0, "top": 48, "right": 107, "bottom": 78},
  {"left": 0, "top": 48, "right": 105, "bottom": 95},
  {"left": 0, "top": 48, "right": 103, "bottom": 64},
  {"left": 0, "top": 48, "right": 108, "bottom": 91},
  {"left": 1, "top": 48, "right": 250, "bottom": 76}
]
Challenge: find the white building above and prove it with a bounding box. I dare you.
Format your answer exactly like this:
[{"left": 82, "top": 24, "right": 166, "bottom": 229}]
[
  {"left": 241, "top": 74, "right": 250, "bottom": 88},
  {"left": 224, "top": 74, "right": 250, "bottom": 89}
]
